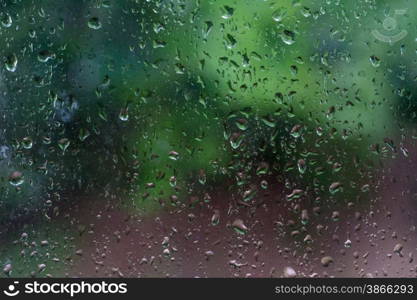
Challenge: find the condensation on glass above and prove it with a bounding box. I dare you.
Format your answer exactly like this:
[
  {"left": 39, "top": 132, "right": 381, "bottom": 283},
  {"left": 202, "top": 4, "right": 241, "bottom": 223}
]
[{"left": 0, "top": 0, "right": 416, "bottom": 278}]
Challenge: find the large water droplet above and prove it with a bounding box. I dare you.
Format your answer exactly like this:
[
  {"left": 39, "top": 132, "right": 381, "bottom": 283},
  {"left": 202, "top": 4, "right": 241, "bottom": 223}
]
[
  {"left": 88, "top": 17, "right": 102, "bottom": 30},
  {"left": 5, "top": 54, "right": 17, "bottom": 72},
  {"left": 9, "top": 171, "right": 24, "bottom": 186}
]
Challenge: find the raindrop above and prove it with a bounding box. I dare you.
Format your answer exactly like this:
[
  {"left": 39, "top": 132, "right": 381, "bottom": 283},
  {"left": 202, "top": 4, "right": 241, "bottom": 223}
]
[
  {"left": 235, "top": 118, "right": 248, "bottom": 131},
  {"left": 211, "top": 210, "right": 220, "bottom": 226},
  {"left": 232, "top": 219, "right": 248, "bottom": 234},
  {"left": 331, "top": 211, "right": 340, "bottom": 222},
  {"left": 329, "top": 182, "right": 342, "bottom": 194},
  {"left": 1, "top": 13, "right": 12, "bottom": 28},
  {"left": 3, "top": 264, "right": 12, "bottom": 276},
  {"left": 286, "top": 189, "right": 303, "bottom": 201},
  {"left": 119, "top": 107, "right": 129, "bottom": 121},
  {"left": 5, "top": 54, "right": 18, "bottom": 72},
  {"left": 198, "top": 169, "right": 207, "bottom": 185},
  {"left": 272, "top": 8, "right": 287, "bottom": 22},
  {"left": 221, "top": 6, "right": 234, "bottom": 19},
  {"left": 369, "top": 55, "right": 381, "bottom": 67},
  {"left": 344, "top": 239, "right": 352, "bottom": 248},
  {"left": 22, "top": 137, "right": 33, "bottom": 149},
  {"left": 38, "top": 264, "right": 46, "bottom": 272},
  {"left": 301, "top": 209, "right": 309, "bottom": 225},
  {"left": 256, "top": 162, "right": 269, "bottom": 175},
  {"left": 290, "top": 124, "right": 302, "bottom": 138},
  {"left": 169, "top": 176, "right": 177, "bottom": 187},
  {"left": 168, "top": 151, "right": 179, "bottom": 161},
  {"left": 321, "top": 256, "right": 334, "bottom": 267},
  {"left": 297, "top": 159, "right": 307, "bottom": 174},
  {"left": 9, "top": 171, "right": 24, "bottom": 186},
  {"left": 79, "top": 128, "right": 90, "bottom": 142},
  {"left": 38, "top": 50, "right": 55, "bottom": 63},
  {"left": 393, "top": 243, "right": 403, "bottom": 256},
  {"left": 281, "top": 30, "right": 295, "bottom": 45},
  {"left": 283, "top": 266, "right": 297, "bottom": 278},
  {"left": 88, "top": 17, "right": 102, "bottom": 30},
  {"left": 58, "top": 138, "right": 70, "bottom": 153}
]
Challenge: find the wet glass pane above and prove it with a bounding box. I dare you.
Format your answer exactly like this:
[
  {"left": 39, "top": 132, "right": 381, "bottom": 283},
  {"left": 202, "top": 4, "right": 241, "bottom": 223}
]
[{"left": 0, "top": 0, "right": 417, "bottom": 278}]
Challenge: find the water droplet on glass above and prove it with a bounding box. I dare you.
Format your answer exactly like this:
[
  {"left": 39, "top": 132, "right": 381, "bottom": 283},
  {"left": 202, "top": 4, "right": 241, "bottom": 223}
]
[
  {"left": 1, "top": 13, "right": 12, "bottom": 28},
  {"left": 221, "top": 6, "right": 234, "bottom": 19},
  {"left": 297, "top": 159, "right": 307, "bottom": 174},
  {"left": 211, "top": 210, "right": 220, "bottom": 226},
  {"left": 3, "top": 264, "right": 12, "bottom": 276},
  {"left": 79, "top": 128, "right": 90, "bottom": 142},
  {"left": 22, "top": 137, "right": 33, "bottom": 149},
  {"left": 169, "top": 176, "right": 177, "bottom": 187},
  {"left": 290, "top": 124, "right": 302, "bottom": 138},
  {"left": 5, "top": 54, "right": 17, "bottom": 72},
  {"left": 119, "top": 107, "right": 129, "bottom": 121},
  {"left": 321, "top": 256, "right": 334, "bottom": 267},
  {"left": 168, "top": 151, "right": 179, "bottom": 161},
  {"left": 283, "top": 266, "right": 297, "bottom": 278},
  {"left": 281, "top": 30, "right": 295, "bottom": 45},
  {"left": 232, "top": 219, "right": 248, "bottom": 234},
  {"left": 301, "top": 209, "right": 309, "bottom": 225},
  {"left": 9, "top": 171, "right": 24, "bottom": 186},
  {"left": 235, "top": 118, "right": 248, "bottom": 131},
  {"left": 369, "top": 55, "right": 381, "bottom": 67},
  {"left": 58, "top": 138, "right": 70, "bottom": 153},
  {"left": 88, "top": 17, "right": 102, "bottom": 30},
  {"left": 331, "top": 211, "right": 340, "bottom": 222},
  {"left": 286, "top": 189, "right": 303, "bottom": 201},
  {"left": 329, "top": 182, "right": 342, "bottom": 194},
  {"left": 198, "top": 169, "right": 207, "bottom": 185},
  {"left": 38, "top": 50, "right": 55, "bottom": 63},
  {"left": 344, "top": 239, "right": 352, "bottom": 248},
  {"left": 272, "top": 8, "right": 287, "bottom": 22}
]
